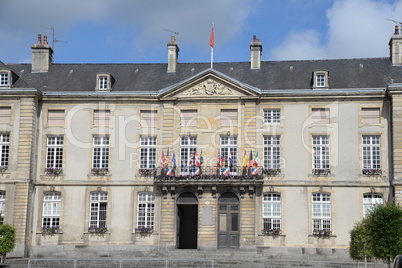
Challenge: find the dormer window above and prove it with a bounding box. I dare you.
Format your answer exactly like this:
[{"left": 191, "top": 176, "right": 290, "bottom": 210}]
[
  {"left": 96, "top": 74, "right": 112, "bottom": 91},
  {"left": 313, "top": 71, "right": 329, "bottom": 89},
  {"left": 0, "top": 71, "right": 10, "bottom": 87}
]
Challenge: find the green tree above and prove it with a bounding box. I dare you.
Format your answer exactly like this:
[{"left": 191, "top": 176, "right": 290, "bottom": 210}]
[
  {"left": 365, "top": 202, "right": 402, "bottom": 266},
  {"left": 0, "top": 224, "right": 16, "bottom": 263},
  {"left": 349, "top": 219, "right": 373, "bottom": 264}
]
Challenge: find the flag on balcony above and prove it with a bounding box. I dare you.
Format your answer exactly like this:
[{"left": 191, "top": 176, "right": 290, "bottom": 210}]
[
  {"left": 241, "top": 151, "right": 249, "bottom": 167},
  {"left": 166, "top": 168, "right": 174, "bottom": 176},
  {"left": 188, "top": 153, "right": 194, "bottom": 166},
  {"left": 172, "top": 151, "right": 177, "bottom": 169},
  {"left": 195, "top": 151, "right": 201, "bottom": 167},
  {"left": 249, "top": 151, "right": 254, "bottom": 168},
  {"left": 251, "top": 167, "right": 258, "bottom": 175},
  {"left": 200, "top": 151, "right": 204, "bottom": 165},
  {"left": 222, "top": 167, "right": 230, "bottom": 176},
  {"left": 228, "top": 150, "right": 233, "bottom": 167},
  {"left": 194, "top": 167, "right": 201, "bottom": 175},
  {"left": 217, "top": 154, "right": 222, "bottom": 168},
  {"left": 160, "top": 151, "right": 169, "bottom": 168},
  {"left": 254, "top": 151, "right": 260, "bottom": 167}
]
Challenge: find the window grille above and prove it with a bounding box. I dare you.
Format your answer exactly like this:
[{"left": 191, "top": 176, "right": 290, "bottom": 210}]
[
  {"left": 137, "top": 192, "right": 155, "bottom": 229},
  {"left": 312, "top": 192, "right": 331, "bottom": 232},
  {"left": 263, "top": 109, "right": 280, "bottom": 124},
  {"left": 140, "top": 137, "right": 156, "bottom": 169},
  {"left": 46, "top": 136, "right": 63, "bottom": 169},
  {"left": 92, "top": 136, "right": 109, "bottom": 169},
  {"left": 363, "top": 193, "right": 383, "bottom": 216},
  {"left": 264, "top": 136, "right": 281, "bottom": 169},
  {"left": 42, "top": 192, "right": 61, "bottom": 228},
  {"left": 0, "top": 134, "right": 10, "bottom": 167},
  {"left": 362, "top": 135, "right": 381, "bottom": 169},
  {"left": 90, "top": 192, "right": 108, "bottom": 228},
  {"left": 263, "top": 193, "right": 281, "bottom": 230},
  {"left": 312, "top": 135, "right": 330, "bottom": 169}
]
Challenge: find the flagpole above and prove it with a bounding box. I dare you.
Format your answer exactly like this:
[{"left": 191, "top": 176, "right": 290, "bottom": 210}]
[
  {"left": 211, "top": 47, "right": 214, "bottom": 69},
  {"left": 210, "top": 22, "right": 214, "bottom": 69}
]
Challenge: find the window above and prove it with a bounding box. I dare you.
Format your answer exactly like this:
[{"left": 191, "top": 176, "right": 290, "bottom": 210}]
[
  {"left": 92, "top": 136, "right": 109, "bottom": 169},
  {"left": 312, "top": 135, "right": 330, "bottom": 170},
  {"left": 220, "top": 136, "right": 238, "bottom": 173},
  {"left": 312, "top": 192, "right": 331, "bottom": 232},
  {"left": 221, "top": 109, "right": 238, "bottom": 127},
  {"left": 93, "top": 110, "right": 110, "bottom": 126},
  {"left": 362, "top": 135, "right": 381, "bottom": 169},
  {"left": 47, "top": 110, "right": 65, "bottom": 126},
  {"left": 140, "top": 110, "right": 157, "bottom": 127},
  {"left": 180, "top": 136, "right": 197, "bottom": 174},
  {"left": 0, "top": 134, "right": 9, "bottom": 168},
  {"left": 264, "top": 109, "right": 280, "bottom": 124},
  {"left": 137, "top": 192, "right": 155, "bottom": 229},
  {"left": 363, "top": 193, "right": 383, "bottom": 216},
  {"left": 0, "top": 107, "right": 11, "bottom": 124},
  {"left": 311, "top": 108, "right": 330, "bottom": 124},
  {"left": 313, "top": 71, "right": 328, "bottom": 88},
  {"left": 181, "top": 110, "right": 198, "bottom": 127},
  {"left": 263, "top": 193, "right": 281, "bottom": 231},
  {"left": 90, "top": 192, "right": 107, "bottom": 228},
  {"left": 362, "top": 108, "right": 380, "bottom": 124},
  {"left": 140, "top": 137, "right": 156, "bottom": 169},
  {"left": 0, "top": 191, "right": 5, "bottom": 223},
  {"left": 42, "top": 192, "right": 61, "bottom": 228},
  {"left": 46, "top": 136, "right": 63, "bottom": 169},
  {"left": 96, "top": 74, "right": 112, "bottom": 90},
  {"left": 0, "top": 72, "right": 9, "bottom": 86},
  {"left": 264, "top": 136, "right": 281, "bottom": 169}
]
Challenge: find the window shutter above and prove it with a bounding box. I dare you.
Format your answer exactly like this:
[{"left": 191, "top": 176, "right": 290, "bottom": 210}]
[
  {"left": 221, "top": 109, "right": 238, "bottom": 126},
  {"left": 0, "top": 107, "right": 11, "bottom": 124},
  {"left": 94, "top": 110, "right": 110, "bottom": 126},
  {"left": 48, "top": 110, "right": 65, "bottom": 126},
  {"left": 312, "top": 108, "right": 329, "bottom": 124}
]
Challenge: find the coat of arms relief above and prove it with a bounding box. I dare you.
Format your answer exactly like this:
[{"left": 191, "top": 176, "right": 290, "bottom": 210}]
[{"left": 182, "top": 79, "right": 234, "bottom": 96}]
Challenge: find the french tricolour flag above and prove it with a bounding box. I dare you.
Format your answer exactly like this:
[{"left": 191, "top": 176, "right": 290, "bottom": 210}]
[
  {"left": 194, "top": 167, "right": 201, "bottom": 175},
  {"left": 166, "top": 169, "right": 174, "bottom": 176},
  {"left": 222, "top": 168, "right": 230, "bottom": 176},
  {"left": 251, "top": 168, "right": 258, "bottom": 175}
]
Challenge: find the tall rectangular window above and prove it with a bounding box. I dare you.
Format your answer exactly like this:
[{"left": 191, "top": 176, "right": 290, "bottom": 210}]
[
  {"left": 0, "top": 73, "right": 9, "bottom": 86},
  {"left": 221, "top": 109, "right": 238, "bottom": 127},
  {"left": 362, "top": 108, "right": 380, "bottom": 124},
  {"left": 92, "top": 136, "right": 109, "bottom": 169},
  {"left": 47, "top": 110, "right": 65, "bottom": 126},
  {"left": 0, "top": 191, "right": 5, "bottom": 223},
  {"left": 263, "top": 193, "right": 281, "bottom": 231},
  {"left": 94, "top": 110, "right": 110, "bottom": 126},
  {"left": 312, "top": 192, "right": 331, "bottom": 232},
  {"left": 315, "top": 73, "right": 326, "bottom": 87},
  {"left": 140, "top": 110, "right": 157, "bottom": 127},
  {"left": 140, "top": 137, "right": 156, "bottom": 169},
  {"left": 264, "top": 136, "right": 281, "bottom": 169},
  {"left": 137, "top": 192, "right": 155, "bottom": 229},
  {"left": 98, "top": 75, "right": 109, "bottom": 90},
  {"left": 312, "top": 135, "right": 330, "bottom": 170},
  {"left": 42, "top": 192, "right": 61, "bottom": 228},
  {"left": 220, "top": 136, "right": 237, "bottom": 173},
  {"left": 90, "top": 192, "right": 108, "bottom": 228},
  {"left": 311, "top": 108, "right": 330, "bottom": 124},
  {"left": 180, "top": 136, "right": 197, "bottom": 174},
  {"left": 181, "top": 110, "right": 198, "bottom": 127},
  {"left": 264, "top": 109, "right": 280, "bottom": 124},
  {"left": 0, "top": 134, "right": 10, "bottom": 168},
  {"left": 46, "top": 136, "right": 63, "bottom": 169},
  {"left": 0, "top": 107, "right": 11, "bottom": 124},
  {"left": 363, "top": 135, "right": 381, "bottom": 169},
  {"left": 363, "top": 193, "right": 383, "bottom": 217}
]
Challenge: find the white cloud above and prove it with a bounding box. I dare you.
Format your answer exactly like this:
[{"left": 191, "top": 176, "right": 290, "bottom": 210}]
[{"left": 270, "top": 0, "right": 402, "bottom": 60}]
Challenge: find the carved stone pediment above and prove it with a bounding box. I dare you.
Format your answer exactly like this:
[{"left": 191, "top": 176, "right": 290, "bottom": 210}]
[{"left": 180, "top": 78, "right": 234, "bottom": 96}]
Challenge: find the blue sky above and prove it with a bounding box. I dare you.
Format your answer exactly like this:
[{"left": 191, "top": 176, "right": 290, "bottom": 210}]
[{"left": 1, "top": 0, "right": 401, "bottom": 64}]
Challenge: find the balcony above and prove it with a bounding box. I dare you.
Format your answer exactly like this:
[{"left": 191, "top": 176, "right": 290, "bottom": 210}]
[{"left": 150, "top": 166, "right": 263, "bottom": 186}]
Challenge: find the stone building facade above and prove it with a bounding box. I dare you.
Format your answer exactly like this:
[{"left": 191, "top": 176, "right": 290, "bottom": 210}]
[{"left": 1, "top": 28, "right": 402, "bottom": 259}]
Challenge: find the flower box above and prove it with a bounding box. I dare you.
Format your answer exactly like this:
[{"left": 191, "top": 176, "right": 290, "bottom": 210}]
[
  {"left": 0, "top": 166, "right": 8, "bottom": 173},
  {"left": 261, "top": 228, "right": 281, "bottom": 236},
  {"left": 312, "top": 229, "right": 331, "bottom": 237},
  {"left": 41, "top": 226, "right": 60, "bottom": 234},
  {"left": 139, "top": 169, "right": 153, "bottom": 176},
  {"left": 45, "top": 167, "right": 63, "bottom": 176},
  {"left": 263, "top": 169, "right": 281, "bottom": 176},
  {"left": 91, "top": 168, "right": 109, "bottom": 176},
  {"left": 135, "top": 227, "right": 153, "bottom": 234},
  {"left": 312, "top": 169, "right": 330, "bottom": 176},
  {"left": 362, "top": 169, "right": 382, "bottom": 176},
  {"left": 88, "top": 227, "right": 108, "bottom": 234}
]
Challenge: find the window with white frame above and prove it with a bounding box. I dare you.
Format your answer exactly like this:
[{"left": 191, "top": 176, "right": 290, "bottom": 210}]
[
  {"left": 362, "top": 135, "right": 381, "bottom": 170},
  {"left": 220, "top": 136, "right": 237, "bottom": 173},
  {"left": 0, "top": 191, "right": 5, "bottom": 223},
  {"left": 97, "top": 75, "right": 110, "bottom": 90},
  {"left": 311, "top": 108, "right": 330, "bottom": 124},
  {"left": 42, "top": 192, "right": 61, "bottom": 228},
  {"left": 140, "top": 137, "right": 156, "bottom": 169},
  {"left": 46, "top": 136, "right": 63, "bottom": 169},
  {"left": 137, "top": 192, "right": 155, "bottom": 229},
  {"left": 180, "top": 136, "right": 197, "bottom": 174},
  {"left": 0, "top": 107, "right": 11, "bottom": 124},
  {"left": 93, "top": 110, "right": 110, "bottom": 126},
  {"left": 363, "top": 193, "right": 383, "bottom": 216},
  {"left": 0, "top": 72, "right": 9, "bottom": 86},
  {"left": 264, "top": 136, "right": 281, "bottom": 169},
  {"left": 264, "top": 109, "right": 280, "bottom": 124},
  {"left": 90, "top": 192, "right": 108, "bottom": 228},
  {"left": 362, "top": 108, "right": 380, "bottom": 124},
  {"left": 312, "top": 192, "right": 331, "bottom": 232},
  {"left": 313, "top": 71, "right": 328, "bottom": 88},
  {"left": 47, "top": 110, "right": 65, "bottom": 126},
  {"left": 92, "top": 136, "right": 109, "bottom": 169},
  {"left": 263, "top": 193, "right": 281, "bottom": 231},
  {"left": 0, "top": 134, "right": 10, "bottom": 168},
  {"left": 312, "top": 135, "right": 330, "bottom": 170}
]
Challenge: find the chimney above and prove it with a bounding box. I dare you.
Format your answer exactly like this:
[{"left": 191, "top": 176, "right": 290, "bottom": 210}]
[
  {"left": 250, "top": 35, "right": 262, "bottom": 70},
  {"left": 167, "top": 36, "right": 179, "bottom": 73},
  {"left": 31, "top": 34, "right": 53, "bottom": 72},
  {"left": 390, "top": 25, "right": 402, "bottom": 66}
]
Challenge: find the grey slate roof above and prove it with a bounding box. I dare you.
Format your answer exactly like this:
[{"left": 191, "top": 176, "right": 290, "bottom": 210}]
[{"left": 3, "top": 57, "right": 402, "bottom": 93}]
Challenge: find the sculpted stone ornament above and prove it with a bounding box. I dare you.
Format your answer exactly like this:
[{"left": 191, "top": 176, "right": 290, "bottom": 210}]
[{"left": 184, "top": 79, "right": 233, "bottom": 96}]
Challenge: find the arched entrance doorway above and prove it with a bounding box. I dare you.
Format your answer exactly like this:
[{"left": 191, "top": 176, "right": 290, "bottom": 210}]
[
  {"left": 218, "top": 192, "right": 240, "bottom": 248},
  {"left": 176, "top": 192, "right": 198, "bottom": 249}
]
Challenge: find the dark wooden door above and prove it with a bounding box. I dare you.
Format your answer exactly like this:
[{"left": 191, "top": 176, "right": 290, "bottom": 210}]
[{"left": 218, "top": 193, "right": 239, "bottom": 248}]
